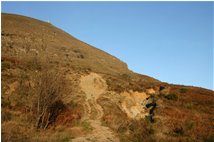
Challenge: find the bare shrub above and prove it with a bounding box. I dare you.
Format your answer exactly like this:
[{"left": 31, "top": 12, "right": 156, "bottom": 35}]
[{"left": 32, "top": 68, "right": 67, "bottom": 129}]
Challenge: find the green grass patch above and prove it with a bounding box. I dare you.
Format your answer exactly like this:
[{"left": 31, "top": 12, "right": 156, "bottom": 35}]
[
  {"left": 185, "top": 121, "right": 196, "bottom": 130},
  {"left": 184, "top": 102, "right": 194, "bottom": 109},
  {"left": 81, "top": 120, "right": 93, "bottom": 132}
]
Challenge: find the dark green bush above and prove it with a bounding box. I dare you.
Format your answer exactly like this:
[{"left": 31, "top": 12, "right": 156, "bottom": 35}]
[
  {"left": 2, "top": 99, "right": 11, "bottom": 108},
  {"left": 204, "top": 134, "right": 214, "bottom": 142},
  {"left": 164, "top": 93, "right": 178, "bottom": 101},
  {"left": 173, "top": 126, "right": 184, "bottom": 136},
  {"left": 2, "top": 61, "right": 13, "bottom": 70},
  {"left": 180, "top": 88, "right": 188, "bottom": 93},
  {"left": 1, "top": 111, "right": 12, "bottom": 122}
]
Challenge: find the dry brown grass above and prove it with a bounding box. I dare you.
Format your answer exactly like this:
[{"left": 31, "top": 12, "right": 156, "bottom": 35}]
[
  {"left": 2, "top": 13, "right": 214, "bottom": 142},
  {"left": 98, "top": 97, "right": 128, "bottom": 130},
  {"left": 155, "top": 85, "right": 214, "bottom": 141}
]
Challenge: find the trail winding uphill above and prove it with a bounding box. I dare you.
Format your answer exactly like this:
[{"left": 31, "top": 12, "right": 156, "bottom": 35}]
[
  {"left": 72, "top": 119, "right": 120, "bottom": 142},
  {"left": 72, "top": 73, "right": 120, "bottom": 142},
  {"left": 79, "top": 72, "right": 106, "bottom": 119}
]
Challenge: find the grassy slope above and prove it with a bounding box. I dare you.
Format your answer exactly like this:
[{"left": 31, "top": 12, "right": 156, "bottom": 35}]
[
  {"left": 1, "top": 13, "right": 214, "bottom": 142},
  {"left": 2, "top": 13, "right": 128, "bottom": 76}
]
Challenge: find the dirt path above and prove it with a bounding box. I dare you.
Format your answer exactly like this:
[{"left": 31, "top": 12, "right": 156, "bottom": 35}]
[
  {"left": 80, "top": 73, "right": 106, "bottom": 120},
  {"left": 72, "top": 73, "right": 120, "bottom": 142},
  {"left": 72, "top": 119, "right": 120, "bottom": 142}
]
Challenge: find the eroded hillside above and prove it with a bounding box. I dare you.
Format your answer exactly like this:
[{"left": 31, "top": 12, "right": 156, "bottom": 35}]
[{"left": 2, "top": 13, "right": 214, "bottom": 142}]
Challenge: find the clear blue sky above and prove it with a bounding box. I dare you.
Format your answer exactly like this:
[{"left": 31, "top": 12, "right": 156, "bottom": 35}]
[{"left": 2, "top": 2, "right": 213, "bottom": 90}]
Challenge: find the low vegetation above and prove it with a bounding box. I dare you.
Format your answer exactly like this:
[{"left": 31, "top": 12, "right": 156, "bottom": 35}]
[
  {"left": 33, "top": 68, "right": 66, "bottom": 129},
  {"left": 163, "top": 93, "right": 178, "bottom": 101},
  {"left": 1, "top": 56, "right": 81, "bottom": 141},
  {"left": 80, "top": 120, "right": 93, "bottom": 132},
  {"left": 2, "top": 13, "right": 214, "bottom": 142}
]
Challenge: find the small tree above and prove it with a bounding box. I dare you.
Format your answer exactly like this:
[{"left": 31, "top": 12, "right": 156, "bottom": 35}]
[{"left": 33, "top": 68, "right": 66, "bottom": 129}]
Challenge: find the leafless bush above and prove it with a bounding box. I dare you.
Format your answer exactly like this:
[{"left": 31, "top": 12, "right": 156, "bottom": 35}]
[{"left": 32, "top": 67, "right": 67, "bottom": 129}]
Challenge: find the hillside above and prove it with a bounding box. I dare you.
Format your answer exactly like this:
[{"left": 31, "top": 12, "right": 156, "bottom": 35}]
[{"left": 1, "top": 13, "right": 214, "bottom": 142}]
